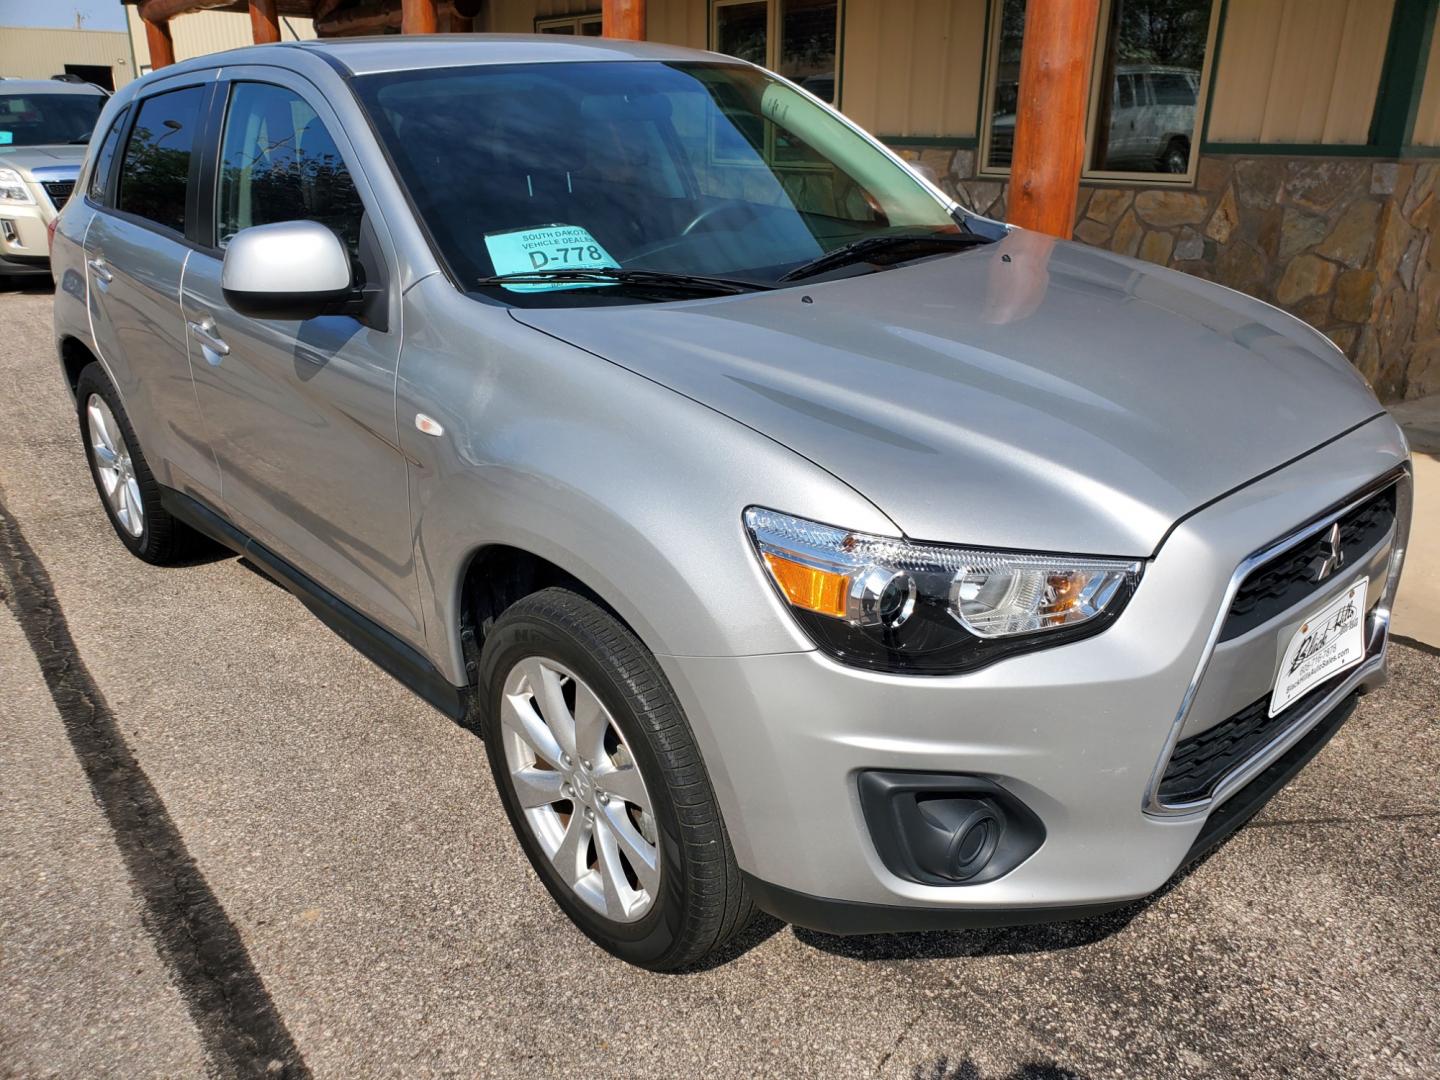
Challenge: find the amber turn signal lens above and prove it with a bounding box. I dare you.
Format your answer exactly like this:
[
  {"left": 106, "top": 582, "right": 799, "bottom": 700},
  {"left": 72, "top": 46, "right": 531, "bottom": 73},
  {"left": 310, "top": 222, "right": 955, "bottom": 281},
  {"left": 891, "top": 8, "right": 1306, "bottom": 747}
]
[{"left": 762, "top": 552, "right": 849, "bottom": 619}]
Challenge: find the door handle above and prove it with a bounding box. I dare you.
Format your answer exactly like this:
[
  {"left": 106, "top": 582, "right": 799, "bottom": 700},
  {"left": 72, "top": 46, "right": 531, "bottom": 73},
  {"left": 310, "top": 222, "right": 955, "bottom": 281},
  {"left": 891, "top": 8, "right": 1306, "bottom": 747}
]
[
  {"left": 187, "top": 316, "right": 231, "bottom": 360},
  {"left": 87, "top": 257, "right": 113, "bottom": 283}
]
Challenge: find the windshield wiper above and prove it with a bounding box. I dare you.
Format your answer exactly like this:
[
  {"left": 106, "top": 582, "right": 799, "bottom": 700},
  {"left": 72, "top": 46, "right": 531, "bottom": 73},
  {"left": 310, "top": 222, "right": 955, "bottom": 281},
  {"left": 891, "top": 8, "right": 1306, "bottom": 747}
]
[
  {"left": 780, "top": 231, "right": 990, "bottom": 282},
  {"left": 475, "top": 267, "right": 773, "bottom": 296}
]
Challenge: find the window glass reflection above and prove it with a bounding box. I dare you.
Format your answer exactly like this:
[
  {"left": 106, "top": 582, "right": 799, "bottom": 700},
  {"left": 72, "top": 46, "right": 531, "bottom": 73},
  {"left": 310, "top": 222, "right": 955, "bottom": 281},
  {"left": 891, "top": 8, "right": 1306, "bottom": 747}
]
[
  {"left": 779, "top": 0, "right": 839, "bottom": 103},
  {"left": 1090, "top": 0, "right": 1212, "bottom": 175},
  {"left": 715, "top": 1, "right": 768, "bottom": 66}
]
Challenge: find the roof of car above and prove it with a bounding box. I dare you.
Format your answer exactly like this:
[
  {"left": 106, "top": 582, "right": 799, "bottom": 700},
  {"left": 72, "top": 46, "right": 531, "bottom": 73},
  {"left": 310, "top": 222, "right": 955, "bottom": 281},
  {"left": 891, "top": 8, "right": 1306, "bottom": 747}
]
[
  {"left": 0, "top": 78, "right": 108, "bottom": 96},
  {"left": 290, "top": 33, "right": 725, "bottom": 76}
]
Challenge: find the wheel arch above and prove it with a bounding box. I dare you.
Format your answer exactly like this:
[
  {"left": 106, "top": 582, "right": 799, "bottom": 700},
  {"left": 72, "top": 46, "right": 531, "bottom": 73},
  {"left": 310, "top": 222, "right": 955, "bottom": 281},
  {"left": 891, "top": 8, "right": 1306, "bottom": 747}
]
[
  {"left": 457, "top": 542, "right": 644, "bottom": 687},
  {"left": 58, "top": 334, "right": 99, "bottom": 399}
]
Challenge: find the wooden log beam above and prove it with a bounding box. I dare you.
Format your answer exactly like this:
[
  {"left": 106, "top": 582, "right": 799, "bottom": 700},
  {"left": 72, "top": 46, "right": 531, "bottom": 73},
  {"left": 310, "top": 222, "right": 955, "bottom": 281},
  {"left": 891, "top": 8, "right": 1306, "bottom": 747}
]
[
  {"left": 1005, "top": 0, "right": 1100, "bottom": 239},
  {"left": 143, "top": 16, "right": 176, "bottom": 69},
  {"left": 315, "top": 4, "right": 399, "bottom": 35},
  {"left": 136, "top": 0, "right": 234, "bottom": 22},
  {"left": 602, "top": 0, "right": 645, "bottom": 40},
  {"left": 249, "top": 0, "right": 280, "bottom": 43},
  {"left": 401, "top": 0, "right": 438, "bottom": 33}
]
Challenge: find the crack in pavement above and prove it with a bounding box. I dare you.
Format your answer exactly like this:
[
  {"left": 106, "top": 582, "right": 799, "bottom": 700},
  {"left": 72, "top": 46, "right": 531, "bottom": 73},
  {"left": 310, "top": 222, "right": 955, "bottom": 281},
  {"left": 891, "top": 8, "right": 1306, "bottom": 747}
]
[{"left": 0, "top": 494, "right": 310, "bottom": 1079}]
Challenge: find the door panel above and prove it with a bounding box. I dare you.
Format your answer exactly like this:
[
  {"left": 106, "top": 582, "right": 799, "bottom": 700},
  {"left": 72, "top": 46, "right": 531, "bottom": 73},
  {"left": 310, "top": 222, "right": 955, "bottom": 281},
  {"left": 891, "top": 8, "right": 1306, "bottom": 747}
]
[
  {"left": 181, "top": 75, "right": 423, "bottom": 642},
  {"left": 85, "top": 80, "right": 221, "bottom": 502}
]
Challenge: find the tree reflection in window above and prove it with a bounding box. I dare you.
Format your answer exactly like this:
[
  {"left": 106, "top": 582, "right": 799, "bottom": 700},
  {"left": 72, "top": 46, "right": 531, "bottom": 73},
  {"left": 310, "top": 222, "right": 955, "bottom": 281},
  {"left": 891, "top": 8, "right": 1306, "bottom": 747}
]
[
  {"left": 216, "top": 83, "right": 365, "bottom": 263},
  {"left": 118, "top": 86, "right": 205, "bottom": 233}
]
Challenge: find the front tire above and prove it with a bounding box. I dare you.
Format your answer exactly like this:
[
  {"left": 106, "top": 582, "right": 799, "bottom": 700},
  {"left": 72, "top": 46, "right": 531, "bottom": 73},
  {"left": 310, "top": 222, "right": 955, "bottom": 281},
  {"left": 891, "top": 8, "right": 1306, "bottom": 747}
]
[
  {"left": 477, "top": 588, "right": 753, "bottom": 970},
  {"left": 76, "top": 362, "right": 203, "bottom": 565}
]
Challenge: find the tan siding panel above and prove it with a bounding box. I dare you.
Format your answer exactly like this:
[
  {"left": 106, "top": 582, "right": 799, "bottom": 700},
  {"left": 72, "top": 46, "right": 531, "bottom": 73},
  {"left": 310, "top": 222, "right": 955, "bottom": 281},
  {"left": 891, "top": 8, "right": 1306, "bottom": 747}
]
[
  {"left": 1415, "top": 14, "right": 1440, "bottom": 146},
  {"left": 647, "top": 0, "right": 708, "bottom": 50},
  {"left": 0, "top": 26, "right": 134, "bottom": 87},
  {"left": 842, "top": 0, "right": 985, "bottom": 138},
  {"left": 486, "top": 0, "right": 542, "bottom": 33},
  {"left": 1207, "top": 0, "right": 1392, "bottom": 145}
]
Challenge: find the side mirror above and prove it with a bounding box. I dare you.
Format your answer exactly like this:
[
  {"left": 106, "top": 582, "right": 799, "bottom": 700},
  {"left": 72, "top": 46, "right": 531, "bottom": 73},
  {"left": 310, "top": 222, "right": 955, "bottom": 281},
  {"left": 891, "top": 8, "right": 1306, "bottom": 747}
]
[{"left": 221, "top": 220, "right": 353, "bottom": 320}]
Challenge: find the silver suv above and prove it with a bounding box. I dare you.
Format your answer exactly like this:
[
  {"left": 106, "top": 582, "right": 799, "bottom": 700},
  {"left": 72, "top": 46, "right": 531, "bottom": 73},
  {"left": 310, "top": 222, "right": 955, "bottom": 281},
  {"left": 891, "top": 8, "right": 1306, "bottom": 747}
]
[
  {"left": 0, "top": 78, "right": 107, "bottom": 281},
  {"left": 51, "top": 37, "right": 1411, "bottom": 970}
]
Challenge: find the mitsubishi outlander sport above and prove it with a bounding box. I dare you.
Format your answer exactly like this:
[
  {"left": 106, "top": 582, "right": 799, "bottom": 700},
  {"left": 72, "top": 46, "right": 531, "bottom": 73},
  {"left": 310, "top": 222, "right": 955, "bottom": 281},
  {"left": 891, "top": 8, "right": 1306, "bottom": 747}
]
[{"left": 50, "top": 36, "right": 1412, "bottom": 970}]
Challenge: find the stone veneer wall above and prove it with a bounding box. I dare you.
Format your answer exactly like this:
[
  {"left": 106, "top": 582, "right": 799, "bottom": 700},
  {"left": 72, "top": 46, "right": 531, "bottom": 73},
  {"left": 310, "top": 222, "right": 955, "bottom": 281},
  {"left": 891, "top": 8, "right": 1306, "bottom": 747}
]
[{"left": 892, "top": 146, "right": 1440, "bottom": 404}]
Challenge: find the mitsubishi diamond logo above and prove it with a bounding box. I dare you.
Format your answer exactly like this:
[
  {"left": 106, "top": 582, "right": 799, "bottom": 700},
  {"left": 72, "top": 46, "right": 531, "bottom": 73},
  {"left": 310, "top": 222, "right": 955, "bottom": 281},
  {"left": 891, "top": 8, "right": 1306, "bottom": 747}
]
[{"left": 1310, "top": 522, "right": 1345, "bottom": 583}]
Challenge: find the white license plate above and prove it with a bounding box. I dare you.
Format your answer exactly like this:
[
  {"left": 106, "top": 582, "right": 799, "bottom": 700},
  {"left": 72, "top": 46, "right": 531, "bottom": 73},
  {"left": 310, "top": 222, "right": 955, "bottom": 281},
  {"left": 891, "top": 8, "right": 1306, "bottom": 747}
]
[{"left": 1270, "top": 577, "right": 1368, "bottom": 717}]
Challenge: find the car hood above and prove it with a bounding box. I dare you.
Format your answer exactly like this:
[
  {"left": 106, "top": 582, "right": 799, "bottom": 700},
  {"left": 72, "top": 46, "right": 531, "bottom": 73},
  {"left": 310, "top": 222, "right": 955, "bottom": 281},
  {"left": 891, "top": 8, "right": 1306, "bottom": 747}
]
[
  {"left": 0, "top": 144, "right": 86, "bottom": 174},
  {"left": 511, "top": 229, "right": 1384, "bottom": 556}
]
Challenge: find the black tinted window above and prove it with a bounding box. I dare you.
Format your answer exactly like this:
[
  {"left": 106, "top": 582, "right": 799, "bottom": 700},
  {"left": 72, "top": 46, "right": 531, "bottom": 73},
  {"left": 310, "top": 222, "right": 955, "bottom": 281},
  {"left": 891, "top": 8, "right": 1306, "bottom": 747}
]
[
  {"left": 215, "top": 83, "right": 364, "bottom": 258},
  {"left": 87, "top": 105, "right": 129, "bottom": 203},
  {"left": 118, "top": 86, "right": 205, "bottom": 234}
]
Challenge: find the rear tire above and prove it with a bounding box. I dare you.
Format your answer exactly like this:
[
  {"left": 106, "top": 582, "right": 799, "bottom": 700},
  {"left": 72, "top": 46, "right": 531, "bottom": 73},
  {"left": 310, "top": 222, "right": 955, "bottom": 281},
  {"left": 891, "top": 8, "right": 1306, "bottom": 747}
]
[
  {"left": 76, "top": 362, "right": 205, "bottom": 565},
  {"left": 477, "top": 587, "right": 754, "bottom": 970}
]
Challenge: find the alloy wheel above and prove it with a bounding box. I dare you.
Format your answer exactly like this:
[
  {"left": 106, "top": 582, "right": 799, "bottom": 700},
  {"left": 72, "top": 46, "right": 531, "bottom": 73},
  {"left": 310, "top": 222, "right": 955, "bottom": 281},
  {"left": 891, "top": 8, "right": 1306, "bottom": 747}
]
[
  {"left": 86, "top": 393, "right": 144, "bottom": 537},
  {"left": 499, "top": 657, "right": 661, "bottom": 923}
]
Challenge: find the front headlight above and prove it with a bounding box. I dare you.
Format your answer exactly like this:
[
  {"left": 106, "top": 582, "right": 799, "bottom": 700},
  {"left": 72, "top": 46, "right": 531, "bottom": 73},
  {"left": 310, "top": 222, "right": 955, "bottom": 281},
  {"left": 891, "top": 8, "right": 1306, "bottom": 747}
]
[
  {"left": 745, "top": 507, "right": 1143, "bottom": 674},
  {"left": 0, "top": 168, "right": 35, "bottom": 205}
]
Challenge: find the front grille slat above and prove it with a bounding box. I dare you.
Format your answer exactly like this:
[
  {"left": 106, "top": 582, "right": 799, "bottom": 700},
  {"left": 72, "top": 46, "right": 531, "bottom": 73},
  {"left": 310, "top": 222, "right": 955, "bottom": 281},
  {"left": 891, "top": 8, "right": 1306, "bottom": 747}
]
[
  {"left": 1220, "top": 486, "right": 1395, "bottom": 642},
  {"left": 42, "top": 180, "right": 75, "bottom": 210}
]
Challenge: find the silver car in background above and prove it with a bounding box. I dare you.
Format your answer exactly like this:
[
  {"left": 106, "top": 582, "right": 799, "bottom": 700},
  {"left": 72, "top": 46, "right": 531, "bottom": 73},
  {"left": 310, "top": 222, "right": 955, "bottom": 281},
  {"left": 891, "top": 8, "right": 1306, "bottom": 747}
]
[
  {"left": 0, "top": 78, "right": 107, "bottom": 282},
  {"left": 50, "top": 36, "right": 1411, "bottom": 970}
]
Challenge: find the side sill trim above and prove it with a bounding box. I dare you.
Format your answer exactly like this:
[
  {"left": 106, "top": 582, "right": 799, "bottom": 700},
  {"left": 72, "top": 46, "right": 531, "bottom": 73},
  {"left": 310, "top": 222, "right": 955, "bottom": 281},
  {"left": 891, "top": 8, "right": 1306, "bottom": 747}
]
[{"left": 160, "top": 487, "right": 468, "bottom": 721}]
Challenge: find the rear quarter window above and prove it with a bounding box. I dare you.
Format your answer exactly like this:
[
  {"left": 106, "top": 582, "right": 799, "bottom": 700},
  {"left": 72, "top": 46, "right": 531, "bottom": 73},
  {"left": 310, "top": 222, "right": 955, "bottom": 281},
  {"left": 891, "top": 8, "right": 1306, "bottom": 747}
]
[{"left": 86, "top": 105, "right": 130, "bottom": 204}]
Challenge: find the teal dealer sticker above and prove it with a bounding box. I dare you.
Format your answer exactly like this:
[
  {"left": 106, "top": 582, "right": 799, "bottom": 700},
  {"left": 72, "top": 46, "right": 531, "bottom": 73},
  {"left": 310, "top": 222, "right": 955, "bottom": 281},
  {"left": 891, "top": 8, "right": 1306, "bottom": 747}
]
[{"left": 482, "top": 224, "right": 619, "bottom": 292}]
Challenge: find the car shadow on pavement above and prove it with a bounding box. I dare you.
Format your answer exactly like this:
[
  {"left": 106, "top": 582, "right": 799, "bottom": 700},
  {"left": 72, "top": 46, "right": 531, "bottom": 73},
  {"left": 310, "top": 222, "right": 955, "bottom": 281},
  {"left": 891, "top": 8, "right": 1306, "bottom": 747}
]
[
  {"left": 0, "top": 278, "right": 55, "bottom": 296},
  {"left": 787, "top": 856, "right": 1215, "bottom": 964}
]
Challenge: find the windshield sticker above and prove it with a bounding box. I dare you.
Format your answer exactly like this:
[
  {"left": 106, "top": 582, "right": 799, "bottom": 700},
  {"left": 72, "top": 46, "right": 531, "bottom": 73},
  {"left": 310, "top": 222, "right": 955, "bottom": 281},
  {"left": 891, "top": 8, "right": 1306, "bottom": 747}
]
[
  {"left": 483, "top": 224, "right": 620, "bottom": 292},
  {"left": 0, "top": 132, "right": 12, "bottom": 145}
]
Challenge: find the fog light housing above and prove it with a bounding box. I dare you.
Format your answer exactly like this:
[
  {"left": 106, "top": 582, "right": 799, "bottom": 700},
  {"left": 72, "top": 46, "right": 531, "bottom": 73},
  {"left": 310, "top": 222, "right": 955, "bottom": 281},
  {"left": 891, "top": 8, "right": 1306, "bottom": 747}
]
[{"left": 858, "top": 771, "right": 1045, "bottom": 886}]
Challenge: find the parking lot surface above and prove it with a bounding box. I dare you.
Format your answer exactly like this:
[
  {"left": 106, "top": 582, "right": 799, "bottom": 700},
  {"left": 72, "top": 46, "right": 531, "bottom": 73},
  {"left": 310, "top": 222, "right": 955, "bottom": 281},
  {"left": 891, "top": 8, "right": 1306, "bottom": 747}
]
[{"left": 1, "top": 283, "right": 1438, "bottom": 1079}]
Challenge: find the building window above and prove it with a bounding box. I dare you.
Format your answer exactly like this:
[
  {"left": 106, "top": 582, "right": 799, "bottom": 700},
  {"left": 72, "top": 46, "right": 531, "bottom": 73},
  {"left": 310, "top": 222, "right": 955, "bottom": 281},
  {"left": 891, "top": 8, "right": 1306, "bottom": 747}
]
[
  {"left": 980, "top": 0, "right": 1219, "bottom": 183},
  {"left": 711, "top": 0, "right": 841, "bottom": 105},
  {"left": 536, "top": 14, "right": 603, "bottom": 36}
]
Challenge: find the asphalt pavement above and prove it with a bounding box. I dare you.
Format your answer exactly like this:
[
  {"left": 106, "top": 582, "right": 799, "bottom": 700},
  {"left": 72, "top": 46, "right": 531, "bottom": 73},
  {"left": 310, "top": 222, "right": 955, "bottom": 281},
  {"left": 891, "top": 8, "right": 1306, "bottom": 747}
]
[{"left": 1, "top": 282, "right": 1437, "bottom": 1079}]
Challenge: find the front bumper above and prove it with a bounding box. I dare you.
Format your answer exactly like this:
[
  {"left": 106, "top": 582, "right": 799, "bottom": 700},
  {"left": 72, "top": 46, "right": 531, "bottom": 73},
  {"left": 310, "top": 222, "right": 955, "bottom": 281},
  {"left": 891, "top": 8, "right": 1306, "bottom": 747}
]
[
  {"left": 0, "top": 170, "right": 70, "bottom": 276},
  {"left": 659, "top": 416, "right": 1410, "bottom": 930}
]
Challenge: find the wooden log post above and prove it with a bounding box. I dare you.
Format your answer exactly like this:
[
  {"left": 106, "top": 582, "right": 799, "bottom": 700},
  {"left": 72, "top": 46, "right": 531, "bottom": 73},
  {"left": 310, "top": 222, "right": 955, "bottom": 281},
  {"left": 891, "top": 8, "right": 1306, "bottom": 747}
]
[
  {"left": 249, "top": 0, "right": 281, "bottom": 44},
  {"left": 1005, "top": 0, "right": 1100, "bottom": 239},
  {"left": 401, "top": 0, "right": 439, "bottom": 34},
  {"left": 602, "top": 0, "right": 645, "bottom": 40},
  {"left": 144, "top": 17, "right": 176, "bottom": 69}
]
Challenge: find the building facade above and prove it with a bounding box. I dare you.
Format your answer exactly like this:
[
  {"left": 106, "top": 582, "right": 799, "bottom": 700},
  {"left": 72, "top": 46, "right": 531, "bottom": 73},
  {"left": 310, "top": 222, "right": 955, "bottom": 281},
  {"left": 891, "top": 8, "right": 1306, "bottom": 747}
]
[{"left": 0, "top": 26, "right": 134, "bottom": 90}]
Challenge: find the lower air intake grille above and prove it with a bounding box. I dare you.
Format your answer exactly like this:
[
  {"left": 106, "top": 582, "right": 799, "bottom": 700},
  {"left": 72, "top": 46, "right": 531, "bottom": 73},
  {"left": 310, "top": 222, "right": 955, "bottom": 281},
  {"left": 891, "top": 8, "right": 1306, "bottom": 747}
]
[{"left": 1158, "top": 663, "right": 1358, "bottom": 806}]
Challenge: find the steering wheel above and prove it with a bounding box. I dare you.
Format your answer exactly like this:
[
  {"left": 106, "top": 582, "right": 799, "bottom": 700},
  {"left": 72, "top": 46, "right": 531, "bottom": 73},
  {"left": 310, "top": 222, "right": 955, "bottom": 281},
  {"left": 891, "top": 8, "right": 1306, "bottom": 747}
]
[{"left": 679, "top": 202, "right": 756, "bottom": 237}]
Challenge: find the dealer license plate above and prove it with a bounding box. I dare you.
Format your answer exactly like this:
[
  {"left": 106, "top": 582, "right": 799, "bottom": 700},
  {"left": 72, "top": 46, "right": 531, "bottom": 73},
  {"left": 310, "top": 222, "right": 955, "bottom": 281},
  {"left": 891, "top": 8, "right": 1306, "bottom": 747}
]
[{"left": 1270, "top": 577, "right": 1367, "bottom": 717}]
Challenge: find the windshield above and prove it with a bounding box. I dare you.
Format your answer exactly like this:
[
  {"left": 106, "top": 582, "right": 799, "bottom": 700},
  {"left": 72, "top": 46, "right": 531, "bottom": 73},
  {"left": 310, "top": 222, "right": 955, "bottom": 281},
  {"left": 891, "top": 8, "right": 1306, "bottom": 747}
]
[
  {"left": 0, "top": 92, "right": 104, "bottom": 147},
  {"left": 354, "top": 61, "right": 976, "bottom": 304}
]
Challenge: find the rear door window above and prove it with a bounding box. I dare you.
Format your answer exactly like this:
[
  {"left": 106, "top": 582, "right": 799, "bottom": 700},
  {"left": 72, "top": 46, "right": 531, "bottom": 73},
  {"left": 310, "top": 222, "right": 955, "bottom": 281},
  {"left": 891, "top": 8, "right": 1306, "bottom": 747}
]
[{"left": 116, "top": 86, "right": 206, "bottom": 235}]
